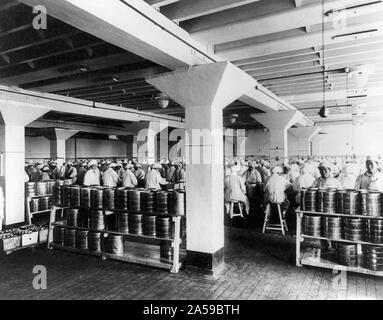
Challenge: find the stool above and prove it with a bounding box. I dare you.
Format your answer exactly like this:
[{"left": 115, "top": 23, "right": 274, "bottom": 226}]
[
  {"left": 229, "top": 201, "right": 245, "bottom": 219},
  {"left": 262, "top": 203, "right": 288, "bottom": 235}
]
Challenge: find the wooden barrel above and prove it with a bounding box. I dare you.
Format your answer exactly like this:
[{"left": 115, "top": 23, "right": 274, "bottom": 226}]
[
  {"left": 116, "top": 188, "right": 129, "bottom": 210},
  {"left": 80, "top": 187, "right": 91, "bottom": 208},
  {"left": 143, "top": 215, "right": 157, "bottom": 237},
  {"left": 88, "top": 232, "right": 101, "bottom": 252},
  {"left": 141, "top": 191, "right": 154, "bottom": 214},
  {"left": 343, "top": 218, "right": 364, "bottom": 241},
  {"left": 156, "top": 217, "right": 172, "bottom": 239},
  {"left": 70, "top": 186, "right": 81, "bottom": 207},
  {"left": 46, "top": 180, "right": 55, "bottom": 195},
  {"left": 76, "top": 230, "right": 88, "bottom": 250},
  {"left": 89, "top": 210, "right": 105, "bottom": 230},
  {"left": 105, "top": 235, "right": 124, "bottom": 255},
  {"left": 155, "top": 191, "right": 169, "bottom": 214},
  {"left": 337, "top": 243, "right": 358, "bottom": 267},
  {"left": 103, "top": 188, "right": 116, "bottom": 210},
  {"left": 316, "top": 189, "right": 326, "bottom": 213},
  {"left": 304, "top": 189, "right": 317, "bottom": 212},
  {"left": 322, "top": 217, "right": 342, "bottom": 239},
  {"left": 336, "top": 190, "right": 346, "bottom": 214},
  {"left": 359, "top": 189, "right": 368, "bottom": 215},
  {"left": 343, "top": 189, "right": 360, "bottom": 215},
  {"left": 128, "top": 190, "right": 141, "bottom": 212},
  {"left": 30, "top": 198, "right": 40, "bottom": 213},
  {"left": 367, "top": 191, "right": 381, "bottom": 217},
  {"left": 118, "top": 212, "right": 129, "bottom": 233},
  {"left": 64, "top": 229, "right": 76, "bottom": 247},
  {"left": 363, "top": 245, "right": 383, "bottom": 271},
  {"left": 66, "top": 208, "right": 79, "bottom": 227},
  {"left": 323, "top": 189, "right": 336, "bottom": 214},
  {"left": 90, "top": 188, "right": 103, "bottom": 209},
  {"left": 369, "top": 220, "right": 383, "bottom": 244},
  {"left": 25, "top": 182, "right": 36, "bottom": 197},
  {"left": 52, "top": 185, "right": 62, "bottom": 206},
  {"left": 168, "top": 191, "right": 185, "bottom": 216},
  {"left": 35, "top": 181, "right": 47, "bottom": 196},
  {"left": 53, "top": 227, "right": 65, "bottom": 245},
  {"left": 39, "top": 196, "right": 51, "bottom": 211},
  {"left": 61, "top": 185, "right": 71, "bottom": 207},
  {"left": 129, "top": 214, "right": 143, "bottom": 235},
  {"left": 303, "top": 215, "right": 321, "bottom": 237},
  {"left": 160, "top": 241, "right": 173, "bottom": 260}
]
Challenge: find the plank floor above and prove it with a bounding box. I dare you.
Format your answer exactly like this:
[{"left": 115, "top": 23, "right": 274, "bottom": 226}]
[{"left": 0, "top": 227, "right": 382, "bottom": 300}]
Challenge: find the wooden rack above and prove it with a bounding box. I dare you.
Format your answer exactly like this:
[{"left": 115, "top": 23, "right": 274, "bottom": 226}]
[
  {"left": 47, "top": 206, "right": 184, "bottom": 273},
  {"left": 296, "top": 210, "right": 383, "bottom": 277},
  {"left": 25, "top": 194, "right": 53, "bottom": 225}
]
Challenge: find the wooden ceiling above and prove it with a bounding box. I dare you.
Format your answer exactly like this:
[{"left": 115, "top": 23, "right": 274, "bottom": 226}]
[{"left": 1, "top": 0, "right": 383, "bottom": 128}]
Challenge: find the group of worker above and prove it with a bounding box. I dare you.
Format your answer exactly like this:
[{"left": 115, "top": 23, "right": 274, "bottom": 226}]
[
  {"left": 224, "top": 155, "right": 383, "bottom": 217},
  {"left": 25, "top": 158, "right": 186, "bottom": 191}
]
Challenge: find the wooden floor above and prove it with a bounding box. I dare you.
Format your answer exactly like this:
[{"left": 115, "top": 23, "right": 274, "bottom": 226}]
[{"left": 1, "top": 227, "right": 383, "bottom": 300}]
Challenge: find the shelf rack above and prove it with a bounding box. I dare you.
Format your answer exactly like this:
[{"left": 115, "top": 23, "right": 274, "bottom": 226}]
[
  {"left": 47, "top": 206, "right": 183, "bottom": 273},
  {"left": 296, "top": 210, "right": 383, "bottom": 277}
]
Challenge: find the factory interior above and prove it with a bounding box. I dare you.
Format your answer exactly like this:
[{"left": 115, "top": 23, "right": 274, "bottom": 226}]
[{"left": 1, "top": 0, "right": 383, "bottom": 301}]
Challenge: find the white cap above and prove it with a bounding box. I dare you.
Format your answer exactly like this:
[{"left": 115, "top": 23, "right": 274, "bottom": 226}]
[{"left": 89, "top": 160, "right": 97, "bottom": 167}]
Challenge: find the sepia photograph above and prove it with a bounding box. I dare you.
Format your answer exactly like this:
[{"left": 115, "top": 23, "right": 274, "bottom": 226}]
[{"left": 0, "top": 0, "right": 383, "bottom": 307}]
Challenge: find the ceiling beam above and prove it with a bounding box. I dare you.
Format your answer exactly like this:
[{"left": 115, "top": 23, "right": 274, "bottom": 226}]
[{"left": 144, "top": 0, "right": 180, "bottom": 9}]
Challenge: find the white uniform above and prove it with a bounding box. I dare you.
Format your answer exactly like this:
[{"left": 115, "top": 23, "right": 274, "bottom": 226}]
[
  {"left": 102, "top": 168, "right": 119, "bottom": 187},
  {"left": 83, "top": 169, "right": 101, "bottom": 186},
  {"left": 122, "top": 170, "right": 138, "bottom": 188},
  {"left": 145, "top": 170, "right": 167, "bottom": 190}
]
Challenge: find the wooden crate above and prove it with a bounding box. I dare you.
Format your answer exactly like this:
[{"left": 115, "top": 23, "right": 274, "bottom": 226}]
[
  {"left": 0, "top": 236, "right": 21, "bottom": 251},
  {"left": 21, "top": 232, "right": 39, "bottom": 246}
]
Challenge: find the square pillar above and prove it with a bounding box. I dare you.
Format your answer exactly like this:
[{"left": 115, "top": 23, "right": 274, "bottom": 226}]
[{"left": 44, "top": 128, "right": 78, "bottom": 166}]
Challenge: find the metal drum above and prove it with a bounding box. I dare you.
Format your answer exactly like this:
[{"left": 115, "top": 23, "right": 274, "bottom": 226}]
[
  {"left": 155, "top": 191, "right": 169, "bottom": 215},
  {"left": 143, "top": 215, "right": 157, "bottom": 237},
  {"left": 322, "top": 217, "right": 342, "bottom": 240},
  {"left": 70, "top": 186, "right": 81, "bottom": 207},
  {"left": 80, "top": 187, "right": 91, "bottom": 208},
  {"left": 88, "top": 232, "right": 101, "bottom": 252},
  {"left": 90, "top": 210, "right": 105, "bottom": 230},
  {"left": 61, "top": 185, "right": 71, "bottom": 207},
  {"left": 129, "top": 214, "right": 143, "bottom": 235},
  {"left": 160, "top": 241, "right": 173, "bottom": 260},
  {"left": 105, "top": 235, "right": 124, "bottom": 255},
  {"left": 39, "top": 196, "right": 51, "bottom": 211},
  {"left": 359, "top": 189, "right": 368, "bottom": 215},
  {"left": 316, "top": 189, "right": 326, "bottom": 213},
  {"left": 363, "top": 245, "right": 383, "bottom": 271},
  {"left": 323, "top": 189, "right": 336, "bottom": 214},
  {"left": 141, "top": 191, "right": 154, "bottom": 214},
  {"left": 367, "top": 192, "right": 381, "bottom": 217},
  {"left": 369, "top": 220, "right": 383, "bottom": 244},
  {"left": 118, "top": 212, "right": 129, "bottom": 233},
  {"left": 90, "top": 188, "right": 103, "bottom": 209},
  {"left": 304, "top": 188, "right": 317, "bottom": 212},
  {"left": 79, "top": 208, "right": 89, "bottom": 228},
  {"left": 46, "top": 180, "right": 55, "bottom": 195},
  {"left": 66, "top": 208, "right": 79, "bottom": 227},
  {"left": 35, "top": 181, "right": 47, "bottom": 196},
  {"left": 128, "top": 190, "right": 141, "bottom": 212},
  {"left": 337, "top": 243, "right": 358, "bottom": 267},
  {"left": 168, "top": 191, "right": 185, "bottom": 216},
  {"left": 303, "top": 215, "right": 321, "bottom": 237},
  {"left": 30, "top": 198, "right": 40, "bottom": 213},
  {"left": 336, "top": 190, "right": 346, "bottom": 214},
  {"left": 64, "top": 229, "right": 76, "bottom": 247},
  {"left": 103, "top": 188, "right": 116, "bottom": 210},
  {"left": 52, "top": 185, "right": 62, "bottom": 206},
  {"left": 76, "top": 230, "right": 88, "bottom": 250},
  {"left": 156, "top": 217, "right": 172, "bottom": 239},
  {"left": 25, "top": 182, "right": 36, "bottom": 197},
  {"left": 344, "top": 218, "right": 364, "bottom": 241},
  {"left": 343, "top": 190, "right": 360, "bottom": 215},
  {"left": 116, "top": 188, "right": 129, "bottom": 210},
  {"left": 53, "top": 227, "right": 65, "bottom": 245},
  {"left": 300, "top": 188, "right": 307, "bottom": 210}
]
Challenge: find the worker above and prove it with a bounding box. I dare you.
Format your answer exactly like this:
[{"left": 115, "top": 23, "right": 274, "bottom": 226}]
[
  {"left": 355, "top": 156, "right": 383, "bottom": 191},
  {"left": 244, "top": 161, "right": 262, "bottom": 212},
  {"left": 224, "top": 164, "right": 249, "bottom": 215},
  {"left": 25, "top": 160, "right": 36, "bottom": 181},
  {"left": 65, "top": 161, "right": 77, "bottom": 184},
  {"left": 115, "top": 161, "right": 124, "bottom": 178},
  {"left": 145, "top": 163, "right": 168, "bottom": 190},
  {"left": 264, "top": 166, "right": 291, "bottom": 211},
  {"left": 174, "top": 162, "right": 186, "bottom": 189},
  {"left": 293, "top": 164, "right": 316, "bottom": 205},
  {"left": 257, "top": 160, "right": 271, "bottom": 183},
  {"left": 167, "top": 161, "right": 176, "bottom": 182},
  {"left": 41, "top": 165, "right": 51, "bottom": 181},
  {"left": 102, "top": 163, "right": 119, "bottom": 187},
  {"left": 83, "top": 160, "right": 101, "bottom": 186},
  {"left": 134, "top": 163, "right": 146, "bottom": 188},
  {"left": 160, "top": 160, "right": 170, "bottom": 180},
  {"left": 312, "top": 161, "right": 342, "bottom": 189},
  {"left": 76, "top": 161, "right": 87, "bottom": 186},
  {"left": 52, "top": 161, "right": 66, "bottom": 180},
  {"left": 122, "top": 164, "right": 138, "bottom": 188},
  {"left": 288, "top": 163, "right": 300, "bottom": 184}
]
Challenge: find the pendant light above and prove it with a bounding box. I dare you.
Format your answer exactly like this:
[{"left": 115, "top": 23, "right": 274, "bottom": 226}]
[{"left": 318, "top": 0, "right": 328, "bottom": 118}]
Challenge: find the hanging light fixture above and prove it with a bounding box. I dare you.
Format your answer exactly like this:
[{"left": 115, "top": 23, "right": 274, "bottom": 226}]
[
  {"left": 318, "top": 0, "right": 328, "bottom": 119},
  {"left": 154, "top": 92, "right": 170, "bottom": 109}
]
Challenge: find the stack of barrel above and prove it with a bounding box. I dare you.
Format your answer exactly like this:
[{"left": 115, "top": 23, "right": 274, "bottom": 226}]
[
  {"left": 128, "top": 190, "right": 141, "bottom": 212},
  {"left": 76, "top": 230, "right": 88, "bottom": 250},
  {"left": 39, "top": 196, "right": 51, "bottom": 211},
  {"left": 168, "top": 191, "right": 185, "bottom": 216},
  {"left": 157, "top": 217, "right": 172, "bottom": 239},
  {"left": 88, "top": 232, "right": 102, "bottom": 252},
  {"left": 66, "top": 209, "right": 79, "bottom": 227},
  {"left": 80, "top": 187, "right": 91, "bottom": 208},
  {"left": 25, "top": 182, "right": 36, "bottom": 197},
  {"left": 103, "top": 188, "right": 116, "bottom": 210},
  {"left": 116, "top": 188, "right": 129, "bottom": 210},
  {"left": 129, "top": 214, "right": 143, "bottom": 235},
  {"left": 53, "top": 227, "right": 65, "bottom": 246},
  {"left": 118, "top": 212, "right": 129, "bottom": 233},
  {"left": 90, "top": 210, "right": 105, "bottom": 230},
  {"left": 105, "top": 234, "right": 124, "bottom": 255},
  {"left": 52, "top": 184, "right": 62, "bottom": 206},
  {"left": 363, "top": 245, "right": 383, "bottom": 271},
  {"left": 90, "top": 188, "right": 103, "bottom": 209},
  {"left": 155, "top": 191, "right": 169, "bottom": 215},
  {"left": 336, "top": 243, "right": 358, "bottom": 267},
  {"left": 61, "top": 185, "right": 71, "bottom": 207},
  {"left": 141, "top": 191, "right": 154, "bottom": 213}
]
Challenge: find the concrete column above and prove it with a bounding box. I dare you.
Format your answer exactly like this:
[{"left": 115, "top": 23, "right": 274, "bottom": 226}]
[
  {"left": 148, "top": 62, "right": 251, "bottom": 276},
  {"left": 252, "top": 111, "right": 304, "bottom": 165},
  {"left": 169, "top": 128, "right": 185, "bottom": 161},
  {"left": 158, "top": 127, "right": 169, "bottom": 161},
  {"left": 289, "top": 127, "right": 321, "bottom": 156},
  {"left": 44, "top": 128, "right": 78, "bottom": 166},
  {"left": 0, "top": 102, "right": 49, "bottom": 225}
]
